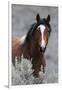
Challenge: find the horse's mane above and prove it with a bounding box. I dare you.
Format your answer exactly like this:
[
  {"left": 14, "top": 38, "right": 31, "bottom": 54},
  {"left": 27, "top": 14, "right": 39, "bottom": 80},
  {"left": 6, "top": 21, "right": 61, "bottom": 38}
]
[
  {"left": 25, "top": 18, "right": 51, "bottom": 42},
  {"left": 25, "top": 23, "right": 37, "bottom": 42}
]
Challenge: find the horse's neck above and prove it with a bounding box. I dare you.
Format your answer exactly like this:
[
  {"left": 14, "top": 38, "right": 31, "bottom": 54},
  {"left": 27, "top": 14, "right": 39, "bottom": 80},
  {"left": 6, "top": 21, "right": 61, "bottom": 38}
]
[{"left": 20, "top": 35, "right": 44, "bottom": 59}]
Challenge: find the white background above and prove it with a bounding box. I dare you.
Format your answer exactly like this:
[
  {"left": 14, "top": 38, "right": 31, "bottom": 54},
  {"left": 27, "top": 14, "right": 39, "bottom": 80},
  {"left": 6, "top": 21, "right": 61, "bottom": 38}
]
[{"left": 0, "top": 0, "right": 62, "bottom": 90}]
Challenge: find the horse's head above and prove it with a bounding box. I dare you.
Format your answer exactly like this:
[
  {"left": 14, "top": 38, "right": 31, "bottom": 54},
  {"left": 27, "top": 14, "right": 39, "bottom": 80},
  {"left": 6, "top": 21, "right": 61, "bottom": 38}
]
[
  {"left": 25, "top": 13, "right": 51, "bottom": 53},
  {"left": 33, "top": 13, "right": 51, "bottom": 53}
]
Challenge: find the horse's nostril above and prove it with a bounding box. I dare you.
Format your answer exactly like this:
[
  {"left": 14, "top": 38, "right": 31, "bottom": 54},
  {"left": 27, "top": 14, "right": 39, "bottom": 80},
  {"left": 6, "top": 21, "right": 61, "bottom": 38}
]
[
  {"left": 40, "top": 47, "right": 45, "bottom": 53},
  {"left": 42, "top": 47, "right": 45, "bottom": 51},
  {"left": 40, "top": 47, "right": 42, "bottom": 52}
]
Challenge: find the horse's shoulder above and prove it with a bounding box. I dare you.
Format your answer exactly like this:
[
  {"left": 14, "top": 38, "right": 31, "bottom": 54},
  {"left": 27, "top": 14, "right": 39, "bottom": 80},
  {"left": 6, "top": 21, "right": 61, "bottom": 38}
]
[
  {"left": 12, "top": 35, "right": 26, "bottom": 46},
  {"left": 12, "top": 37, "right": 21, "bottom": 47}
]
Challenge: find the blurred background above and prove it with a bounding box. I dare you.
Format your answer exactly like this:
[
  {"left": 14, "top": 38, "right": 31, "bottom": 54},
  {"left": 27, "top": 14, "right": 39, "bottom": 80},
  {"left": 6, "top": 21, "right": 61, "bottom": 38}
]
[{"left": 12, "top": 4, "right": 58, "bottom": 85}]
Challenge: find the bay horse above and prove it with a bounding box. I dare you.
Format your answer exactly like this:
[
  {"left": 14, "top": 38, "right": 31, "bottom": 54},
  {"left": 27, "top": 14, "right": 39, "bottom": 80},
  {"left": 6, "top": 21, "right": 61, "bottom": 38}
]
[{"left": 12, "top": 13, "right": 51, "bottom": 77}]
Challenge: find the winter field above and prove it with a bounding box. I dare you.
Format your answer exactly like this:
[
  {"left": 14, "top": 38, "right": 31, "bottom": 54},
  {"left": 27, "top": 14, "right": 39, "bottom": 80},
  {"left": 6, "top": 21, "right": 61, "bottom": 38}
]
[{"left": 12, "top": 4, "right": 58, "bottom": 85}]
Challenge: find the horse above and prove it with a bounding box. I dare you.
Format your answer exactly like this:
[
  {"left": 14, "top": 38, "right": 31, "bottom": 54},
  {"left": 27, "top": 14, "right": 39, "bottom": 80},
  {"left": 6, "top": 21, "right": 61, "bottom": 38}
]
[{"left": 12, "top": 13, "right": 51, "bottom": 77}]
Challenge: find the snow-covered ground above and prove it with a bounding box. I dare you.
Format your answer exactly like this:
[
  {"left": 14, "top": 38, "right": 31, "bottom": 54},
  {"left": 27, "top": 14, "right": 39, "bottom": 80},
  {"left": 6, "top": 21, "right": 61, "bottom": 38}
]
[{"left": 12, "top": 4, "right": 58, "bottom": 85}]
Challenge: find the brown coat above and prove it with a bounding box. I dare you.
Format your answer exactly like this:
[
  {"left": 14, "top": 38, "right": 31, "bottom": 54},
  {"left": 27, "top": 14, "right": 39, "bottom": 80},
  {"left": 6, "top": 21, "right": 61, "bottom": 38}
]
[{"left": 12, "top": 37, "right": 46, "bottom": 77}]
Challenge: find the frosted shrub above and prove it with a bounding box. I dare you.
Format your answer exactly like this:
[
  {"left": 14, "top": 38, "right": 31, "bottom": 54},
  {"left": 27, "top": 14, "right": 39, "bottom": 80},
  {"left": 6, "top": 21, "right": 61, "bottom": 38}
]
[
  {"left": 12, "top": 55, "right": 44, "bottom": 85},
  {"left": 20, "top": 55, "right": 34, "bottom": 76},
  {"left": 12, "top": 55, "right": 34, "bottom": 85}
]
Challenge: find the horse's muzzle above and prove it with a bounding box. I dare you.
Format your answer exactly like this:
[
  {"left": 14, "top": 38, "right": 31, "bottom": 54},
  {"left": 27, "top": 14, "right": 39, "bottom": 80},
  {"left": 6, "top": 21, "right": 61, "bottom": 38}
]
[{"left": 40, "top": 46, "right": 46, "bottom": 53}]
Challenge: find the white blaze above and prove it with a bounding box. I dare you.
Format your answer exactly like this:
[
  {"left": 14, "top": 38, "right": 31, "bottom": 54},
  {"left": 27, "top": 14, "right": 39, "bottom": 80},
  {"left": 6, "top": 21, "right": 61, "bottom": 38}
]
[{"left": 37, "top": 25, "right": 46, "bottom": 48}]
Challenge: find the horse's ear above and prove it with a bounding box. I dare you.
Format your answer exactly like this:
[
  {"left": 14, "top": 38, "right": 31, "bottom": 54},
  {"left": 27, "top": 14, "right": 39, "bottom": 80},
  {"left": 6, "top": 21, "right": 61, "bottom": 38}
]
[
  {"left": 36, "top": 13, "right": 40, "bottom": 22},
  {"left": 46, "top": 14, "right": 50, "bottom": 23}
]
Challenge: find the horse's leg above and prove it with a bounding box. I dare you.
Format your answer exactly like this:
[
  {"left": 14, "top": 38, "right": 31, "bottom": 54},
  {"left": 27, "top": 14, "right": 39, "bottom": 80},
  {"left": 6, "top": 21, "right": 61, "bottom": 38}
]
[
  {"left": 12, "top": 55, "right": 15, "bottom": 66},
  {"left": 33, "top": 70, "right": 39, "bottom": 77},
  {"left": 32, "top": 56, "right": 45, "bottom": 77},
  {"left": 41, "top": 56, "right": 46, "bottom": 73},
  {"left": 43, "top": 66, "right": 45, "bottom": 73},
  {"left": 17, "top": 56, "right": 20, "bottom": 63},
  {"left": 15, "top": 44, "right": 23, "bottom": 63},
  {"left": 32, "top": 58, "right": 41, "bottom": 77},
  {"left": 17, "top": 56, "right": 22, "bottom": 63},
  {"left": 33, "top": 66, "right": 41, "bottom": 77},
  {"left": 12, "top": 54, "right": 21, "bottom": 66}
]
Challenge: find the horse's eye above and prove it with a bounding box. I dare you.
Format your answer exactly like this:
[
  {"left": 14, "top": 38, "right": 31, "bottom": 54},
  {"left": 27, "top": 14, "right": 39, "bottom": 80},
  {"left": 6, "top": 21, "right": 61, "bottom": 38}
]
[
  {"left": 37, "top": 27, "right": 40, "bottom": 30},
  {"left": 38, "top": 27, "right": 40, "bottom": 30}
]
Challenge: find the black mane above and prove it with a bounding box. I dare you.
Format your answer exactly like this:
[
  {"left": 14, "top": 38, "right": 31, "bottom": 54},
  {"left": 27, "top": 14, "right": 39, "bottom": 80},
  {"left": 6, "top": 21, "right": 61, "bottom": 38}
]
[
  {"left": 25, "top": 23, "right": 37, "bottom": 41},
  {"left": 25, "top": 18, "right": 51, "bottom": 42}
]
